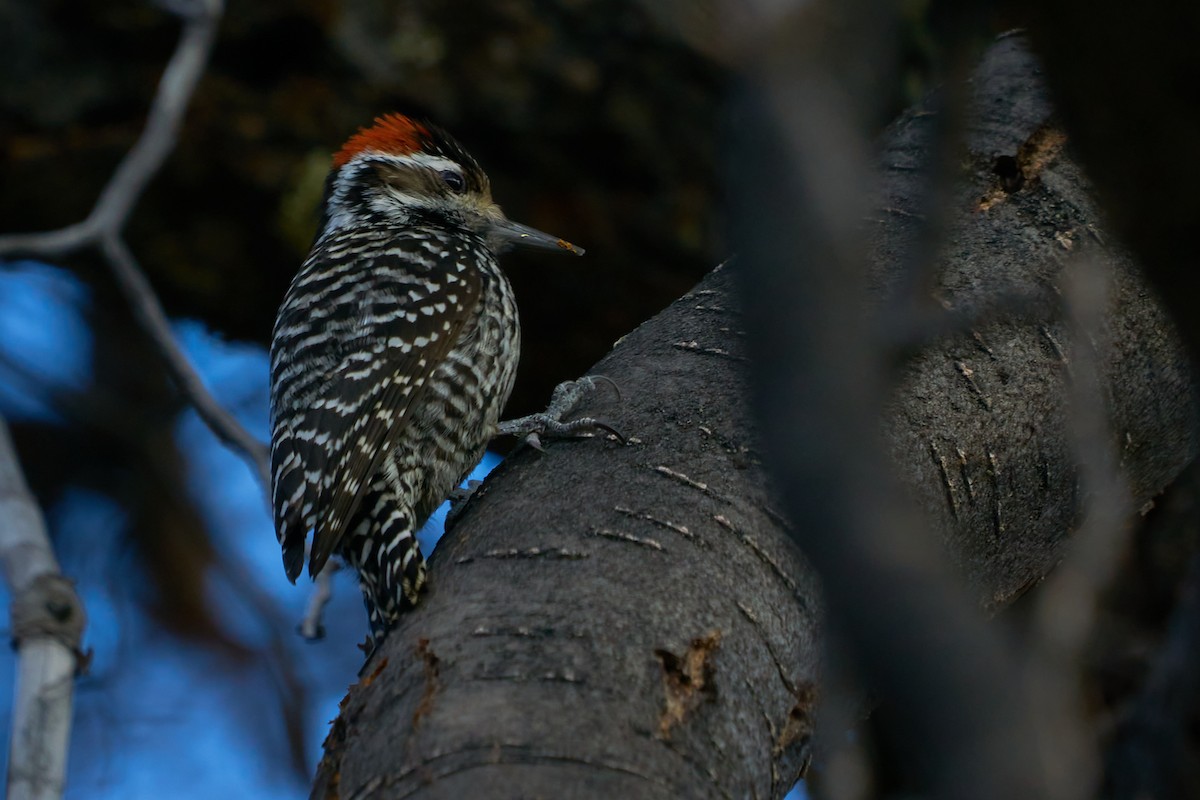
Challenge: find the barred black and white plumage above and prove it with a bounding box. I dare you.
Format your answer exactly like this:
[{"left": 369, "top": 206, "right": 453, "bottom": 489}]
[{"left": 269, "top": 114, "right": 583, "bottom": 648}]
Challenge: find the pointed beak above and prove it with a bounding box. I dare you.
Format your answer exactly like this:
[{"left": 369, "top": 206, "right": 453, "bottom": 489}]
[{"left": 490, "top": 218, "right": 585, "bottom": 256}]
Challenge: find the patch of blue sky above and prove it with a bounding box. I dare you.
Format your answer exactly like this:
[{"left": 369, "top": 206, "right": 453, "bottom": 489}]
[
  {"left": 70, "top": 620, "right": 309, "bottom": 799},
  {"left": 418, "top": 450, "right": 503, "bottom": 556},
  {"left": 0, "top": 261, "right": 92, "bottom": 422},
  {"left": 786, "top": 779, "right": 809, "bottom": 799}
]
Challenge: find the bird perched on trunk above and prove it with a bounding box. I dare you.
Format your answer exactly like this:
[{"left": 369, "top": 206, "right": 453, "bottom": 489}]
[{"left": 269, "top": 114, "right": 606, "bottom": 653}]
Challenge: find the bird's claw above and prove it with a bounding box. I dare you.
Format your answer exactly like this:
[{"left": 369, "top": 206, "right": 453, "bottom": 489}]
[
  {"left": 497, "top": 375, "right": 625, "bottom": 447},
  {"left": 445, "top": 479, "right": 485, "bottom": 530},
  {"left": 447, "top": 479, "right": 484, "bottom": 510}
]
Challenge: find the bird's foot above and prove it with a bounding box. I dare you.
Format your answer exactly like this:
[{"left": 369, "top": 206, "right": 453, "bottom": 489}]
[
  {"left": 497, "top": 376, "right": 625, "bottom": 449},
  {"left": 445, "top": 479, "right": 484, "bottom": 530},
  {"left": 447, "top": 479, "right": 484, "bottom": 510}
]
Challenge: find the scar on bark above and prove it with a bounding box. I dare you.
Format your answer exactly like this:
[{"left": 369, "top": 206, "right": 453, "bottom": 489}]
[
  {"left": 774, "top": 680, "right": 817, "bottom": 759},
  {"left": 357, "top": 656, "right": 388, "bottom": 688},
  {"left": 654, "top": 630, "right": 722, "bottom": 739},
  {"left": 413, "top": 639, "right": 440, "bottom": 728},
  {"left": 978, "top": 121, "right": 1068, "bottom": 210}
]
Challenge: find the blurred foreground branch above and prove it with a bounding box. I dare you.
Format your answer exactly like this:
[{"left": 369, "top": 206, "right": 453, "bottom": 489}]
[
  {"left": 0, "top": 416, "right": 85, "bottom": 800},
  {"left": 0, "top": 0, "right": 268, "bottom": 489},
  {"left": 729, "top": 13, "right": 1195, "bottom": 798},
  {"left": 728, "top": 13, "right": 1059, "bottom": 798}
]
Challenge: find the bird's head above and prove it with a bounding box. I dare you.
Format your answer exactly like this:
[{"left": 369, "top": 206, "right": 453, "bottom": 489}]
[{"left": 317, "top": 113, "right": 583, "bottom": 256}]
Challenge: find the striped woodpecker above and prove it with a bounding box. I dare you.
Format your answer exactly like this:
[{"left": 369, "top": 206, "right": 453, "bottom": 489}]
[{"left": 269, "top": 114, "right": 601, "bottom": 653}]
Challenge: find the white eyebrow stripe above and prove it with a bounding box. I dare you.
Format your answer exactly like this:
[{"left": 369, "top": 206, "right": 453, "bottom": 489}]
[{"left": 358, "top": 151, "right": 462, "bottom": 176}]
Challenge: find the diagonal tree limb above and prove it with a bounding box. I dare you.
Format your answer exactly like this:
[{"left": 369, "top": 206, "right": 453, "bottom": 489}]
[
  {"left": 98, "top": 234, "right": 269, "bottom": 488},
  {"left": 87, "top": 0, "right": 225, "bottom": 238}
]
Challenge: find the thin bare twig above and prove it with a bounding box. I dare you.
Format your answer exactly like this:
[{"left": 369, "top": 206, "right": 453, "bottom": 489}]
[
  {"left": 0, "top": 0, "right": 267, "bottom": 488},
  {"left": 0, "top": 415, "right": 85, "bottom": 800},
  {"left": 90, "top": 0, "right": 223, "bottom": 233},
  {"left": 299, "top": 563, "right": 339, "bottom": 640},
  {"left": 100, "top": 236, "right": 269, "bottom": 487},
  {"left": 0, "top": 0, "right": 223, "bottom": 257}
]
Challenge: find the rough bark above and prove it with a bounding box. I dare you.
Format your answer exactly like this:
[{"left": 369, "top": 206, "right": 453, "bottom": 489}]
[
  {"left": 310, "top": 38, "right": 1196, "bottom": 799},
  {"left": 314, "top": 257, "right": 817, "bottom": 799},
  {"left": 875, "top": 38, "right": 1196, "bottom": 608}
]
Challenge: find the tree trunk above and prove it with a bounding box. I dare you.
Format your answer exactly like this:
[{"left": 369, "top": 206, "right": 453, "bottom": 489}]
[{"left": 310, "top": 37, "right": 1196, "bottom": 799}]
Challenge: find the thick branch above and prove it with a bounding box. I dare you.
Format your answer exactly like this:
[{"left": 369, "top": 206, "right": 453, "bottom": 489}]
[
  {"left": 730, "top": 32, "right": 1055, "bottom": 800},
  {"left": 316, "top": 262, "right": 816, "bottom": 800}
]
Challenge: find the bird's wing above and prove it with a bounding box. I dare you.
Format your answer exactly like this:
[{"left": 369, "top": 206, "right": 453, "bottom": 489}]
[{"left": 269, "top": 236, "right": 482, "bottom": 581}]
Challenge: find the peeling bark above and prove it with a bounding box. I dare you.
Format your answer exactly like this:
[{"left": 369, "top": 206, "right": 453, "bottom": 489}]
[{"left": 655, "top": 630, "right": 723, "bottom": 739}]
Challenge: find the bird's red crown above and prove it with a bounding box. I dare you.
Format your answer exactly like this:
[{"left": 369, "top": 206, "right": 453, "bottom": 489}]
[{"left": 332, "top": 114, "right": 429, "bottom": 169}]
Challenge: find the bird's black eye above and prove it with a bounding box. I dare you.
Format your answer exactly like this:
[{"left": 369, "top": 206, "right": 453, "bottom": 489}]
[{"left": 439, "top": 170, "right": 466, "bottom": 193}]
